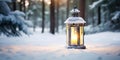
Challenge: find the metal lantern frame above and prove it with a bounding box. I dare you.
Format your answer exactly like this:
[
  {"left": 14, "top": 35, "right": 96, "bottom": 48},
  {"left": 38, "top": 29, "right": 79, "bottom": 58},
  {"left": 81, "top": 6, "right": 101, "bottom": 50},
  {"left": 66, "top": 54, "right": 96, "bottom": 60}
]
[{"left": 65, "top": 8, "right": 86, "bottom": 49}]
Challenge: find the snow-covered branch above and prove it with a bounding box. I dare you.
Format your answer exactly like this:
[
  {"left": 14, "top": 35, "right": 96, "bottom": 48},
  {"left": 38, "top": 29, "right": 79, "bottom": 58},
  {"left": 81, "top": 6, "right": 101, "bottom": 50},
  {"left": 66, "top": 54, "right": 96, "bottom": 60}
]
[
  {"left": 111, "top": 11, "right": 120, "bottom": 20},
  {"left": 89, "top": 0, "right": 103, "bottom": 9},
  {"left": 0, "top": 1, "right": 29, "bottom": 36}
]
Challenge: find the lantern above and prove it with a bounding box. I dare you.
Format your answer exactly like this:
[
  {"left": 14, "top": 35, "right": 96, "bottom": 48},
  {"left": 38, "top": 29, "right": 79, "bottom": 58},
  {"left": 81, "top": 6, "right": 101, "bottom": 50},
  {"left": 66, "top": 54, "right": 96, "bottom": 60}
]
[{"left": 64, "top": 7, "right": 86, "bottom": 49}]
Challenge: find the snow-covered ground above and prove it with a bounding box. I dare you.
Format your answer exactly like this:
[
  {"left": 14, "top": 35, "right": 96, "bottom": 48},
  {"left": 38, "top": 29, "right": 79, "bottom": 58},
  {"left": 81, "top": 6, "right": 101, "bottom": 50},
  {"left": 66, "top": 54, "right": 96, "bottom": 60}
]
[{"left": 0, "top": 28, "right": 120, "bottom": 60}]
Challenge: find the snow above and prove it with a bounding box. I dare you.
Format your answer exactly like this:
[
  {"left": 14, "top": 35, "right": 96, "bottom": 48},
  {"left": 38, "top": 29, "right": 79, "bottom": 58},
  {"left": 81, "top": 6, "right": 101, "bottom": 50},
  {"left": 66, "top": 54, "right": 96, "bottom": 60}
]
[
  {"left": 10, "top": 10, "right": 25, "bottom": 17},
  {"left": 0, "top": 10, "right": 29, "bottom": 33},
  {"left": 33, "top": 5, "right": 37, "bottom": 10},
  {"left": 26, "top": 10, "right": 34, "bottom": 15},
  {"left": 0, "top": 28, "right": 120, "bottom": 60},
  {"left": 89, "top": 0, "right": 103, "bottom": 9},
  {"left": 70, "top": 8, "right": 80, "bottom": 13},
  {"left": 111, "top": 11, "right": 120, "bottom": 20},
  {"left": 0, "top": 1, "right": 29, "bottom": 36},
  {"left": 65, "top": 17, "right": 86, "bottom": 24},
  {"left": 10, "top": 12, "right": 26, "bottom": 25}
]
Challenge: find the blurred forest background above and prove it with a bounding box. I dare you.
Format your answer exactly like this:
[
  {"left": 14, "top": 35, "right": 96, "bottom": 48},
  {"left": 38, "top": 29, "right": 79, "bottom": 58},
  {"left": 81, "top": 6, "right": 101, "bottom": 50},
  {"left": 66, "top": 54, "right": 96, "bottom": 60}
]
[{"left": 0, "top": 0, "right": 120, "bottom": 36}]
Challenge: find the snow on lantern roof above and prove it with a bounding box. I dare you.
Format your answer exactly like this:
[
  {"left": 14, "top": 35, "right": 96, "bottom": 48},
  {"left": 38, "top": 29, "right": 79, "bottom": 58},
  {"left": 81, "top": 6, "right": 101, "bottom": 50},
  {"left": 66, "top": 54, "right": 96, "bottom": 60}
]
[
  {"left": 65, "top": 7, "right": 86, "bottom": 24},
  {"left": 64, "top": 17, "right": 86, "bottom": 24}
]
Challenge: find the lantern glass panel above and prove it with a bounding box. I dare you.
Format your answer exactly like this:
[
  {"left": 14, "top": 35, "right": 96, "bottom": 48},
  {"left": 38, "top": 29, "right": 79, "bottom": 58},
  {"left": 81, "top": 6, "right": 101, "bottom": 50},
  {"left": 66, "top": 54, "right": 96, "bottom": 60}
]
[
  {"left": 80, "top": 25, "right": 84, "bottom": 45},
  {"left": 66, "top": 24, "right": 84, "bottom": 46},
  {"left": 66, "top": 24, "right": 69, "bottom": 46},
  {"left": 71, "top": 27, "right": 78, "bottom": 45}
]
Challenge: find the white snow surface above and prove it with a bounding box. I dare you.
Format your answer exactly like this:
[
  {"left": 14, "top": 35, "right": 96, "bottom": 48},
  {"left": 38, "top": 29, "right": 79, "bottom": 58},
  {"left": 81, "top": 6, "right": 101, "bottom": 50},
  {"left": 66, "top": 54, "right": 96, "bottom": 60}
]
[{"left": 0, "top": 28, "right": 120, "bottom": 60}]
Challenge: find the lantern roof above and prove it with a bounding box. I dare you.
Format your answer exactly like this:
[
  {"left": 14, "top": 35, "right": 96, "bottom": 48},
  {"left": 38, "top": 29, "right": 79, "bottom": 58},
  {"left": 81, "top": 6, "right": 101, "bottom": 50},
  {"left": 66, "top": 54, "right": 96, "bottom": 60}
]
[
  {"left": 65, "top": 7, "right": 86, "bottom": 24},
  {"left": 64, "top": 17, "right": 86, "bottom": 24}
]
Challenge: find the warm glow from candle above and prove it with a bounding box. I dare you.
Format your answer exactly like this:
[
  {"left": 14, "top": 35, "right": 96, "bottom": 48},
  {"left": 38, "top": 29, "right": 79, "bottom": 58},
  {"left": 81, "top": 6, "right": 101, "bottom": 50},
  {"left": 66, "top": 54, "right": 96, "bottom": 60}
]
[
  {"left": 71, "top": 33, "right": 77, "bottom": 45},
  {"left": 71, "top": 27, "right": 77, "bottom": 45}
]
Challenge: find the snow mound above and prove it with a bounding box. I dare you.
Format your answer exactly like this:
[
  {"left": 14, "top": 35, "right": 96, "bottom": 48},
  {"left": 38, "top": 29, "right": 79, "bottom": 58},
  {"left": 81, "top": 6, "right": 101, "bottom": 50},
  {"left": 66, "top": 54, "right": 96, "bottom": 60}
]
[{"left": 0, "top": 30, "right": 120, "bottom": 60}]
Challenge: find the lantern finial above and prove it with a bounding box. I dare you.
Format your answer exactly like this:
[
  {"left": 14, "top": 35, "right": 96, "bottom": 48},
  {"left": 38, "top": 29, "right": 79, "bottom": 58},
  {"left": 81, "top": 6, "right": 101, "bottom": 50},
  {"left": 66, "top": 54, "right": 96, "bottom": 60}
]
[{"left": 70, "top": 7, "right": 80, "bottom": 17}]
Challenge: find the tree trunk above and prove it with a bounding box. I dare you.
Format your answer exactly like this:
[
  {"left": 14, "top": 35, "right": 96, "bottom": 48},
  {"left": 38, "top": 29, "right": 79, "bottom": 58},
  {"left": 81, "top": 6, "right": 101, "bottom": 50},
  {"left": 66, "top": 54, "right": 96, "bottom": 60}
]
[
  {"left": 79, "top": 0, "right": 85, "bottom": 19},
  {"left": 23, "top": 0, "right": 26, "bottom": 13},
  {"left": 92, "top": 10, "right": 95, "bottom": 26},
  {"left": 66, "top": 0, "right": 69, "bottom": 18},
  {"left": 55, "top": 0, "right": 59, "bottom": 33},
  {"left": 50, "top": 0, "right": 55, "bottom": 34},
  {"left": 61, "top": 11, "right": 64, "bottom": 29},
  {"left": 41, "top": 0, "right": 45, "bottom": 33},
  {"left": 19, "top": 0, "right": 23, "bottom": 11},
  {"left": 12, "top": 1, "right": 16, "bottom": 11},
  {"left": 98, "top": 6, "right": 101, "bottom": 25},
  {"left": 19, "top": 0, "right": 25, "bottom": 12}
]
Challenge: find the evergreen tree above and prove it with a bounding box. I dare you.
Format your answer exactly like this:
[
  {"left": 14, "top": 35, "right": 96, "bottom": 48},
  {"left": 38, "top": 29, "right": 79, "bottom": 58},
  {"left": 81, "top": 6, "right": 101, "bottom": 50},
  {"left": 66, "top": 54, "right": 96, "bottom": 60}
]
[{"left": 0, "top": 1, "right": 28, "bottom": 36}]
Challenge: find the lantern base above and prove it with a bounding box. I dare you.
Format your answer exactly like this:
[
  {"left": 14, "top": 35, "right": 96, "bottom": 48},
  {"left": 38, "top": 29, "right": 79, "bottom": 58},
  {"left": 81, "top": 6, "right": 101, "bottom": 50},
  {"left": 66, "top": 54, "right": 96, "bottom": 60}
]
[{"left": 67, "top": 45, "right": 86, "bottom": 49}]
